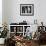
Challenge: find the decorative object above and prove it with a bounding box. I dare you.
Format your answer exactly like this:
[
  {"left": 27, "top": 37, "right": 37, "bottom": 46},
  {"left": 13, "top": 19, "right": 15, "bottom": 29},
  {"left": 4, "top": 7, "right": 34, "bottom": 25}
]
[
  {"left": 34, "top": 19, "right": 37, "bottom": 24},
  {"left": 26, "top": 27, "right": 32, "bottom": 40},
  {"left": 20, "top": 4, "right": 34, "bottom": 16},
  {"left": 0, "top": 23, "right": 9, "bottom": 38},
  {"left": 0, "top": 22, "right": 9, "bottom": 44}
]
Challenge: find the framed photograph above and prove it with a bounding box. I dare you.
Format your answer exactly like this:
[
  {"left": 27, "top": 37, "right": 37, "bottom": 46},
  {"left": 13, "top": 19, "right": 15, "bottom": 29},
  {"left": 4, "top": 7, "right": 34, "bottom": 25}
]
[{"left": 20, "top": 4, "right": 34, "bottom": 16}]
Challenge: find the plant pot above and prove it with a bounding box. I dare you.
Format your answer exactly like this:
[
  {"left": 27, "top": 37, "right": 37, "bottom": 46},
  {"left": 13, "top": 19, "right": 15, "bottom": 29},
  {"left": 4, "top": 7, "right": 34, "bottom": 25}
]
[{"left": 0, "top": 38, "right": 5, "bottom": 44}]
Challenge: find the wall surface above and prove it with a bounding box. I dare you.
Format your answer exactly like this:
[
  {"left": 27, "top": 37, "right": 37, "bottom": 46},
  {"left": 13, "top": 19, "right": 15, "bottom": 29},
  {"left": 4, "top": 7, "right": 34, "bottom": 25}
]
[
  {"left": 0, "top": 0, "right": 2, "bottom": 27},
  {"left": 2, "top": 0, "right": 8, "bottom": 24},
  {"left": 3, "top": 0, "right": 46, "bottom": 26}
]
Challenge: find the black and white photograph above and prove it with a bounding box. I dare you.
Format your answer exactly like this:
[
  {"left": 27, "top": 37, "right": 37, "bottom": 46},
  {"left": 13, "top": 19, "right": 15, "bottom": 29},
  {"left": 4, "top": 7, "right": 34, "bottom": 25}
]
[
  {"left": 22, "top": 6, "right": 31, "bottom": 13},
  {"left": 20, "top": 4, "right": 34, "bottom": 16}
]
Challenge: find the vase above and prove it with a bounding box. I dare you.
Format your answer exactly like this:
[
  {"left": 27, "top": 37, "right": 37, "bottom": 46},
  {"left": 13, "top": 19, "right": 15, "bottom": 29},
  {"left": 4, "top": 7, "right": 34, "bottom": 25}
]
[{"left": 0, "top": 38, "right": 5, "bottom": 44}]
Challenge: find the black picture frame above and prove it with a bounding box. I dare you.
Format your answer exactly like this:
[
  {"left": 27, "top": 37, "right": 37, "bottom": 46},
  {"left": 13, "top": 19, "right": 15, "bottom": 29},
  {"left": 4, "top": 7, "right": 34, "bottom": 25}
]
[{"left": 20, "top": 4, "right": 34, "bottom": 16}]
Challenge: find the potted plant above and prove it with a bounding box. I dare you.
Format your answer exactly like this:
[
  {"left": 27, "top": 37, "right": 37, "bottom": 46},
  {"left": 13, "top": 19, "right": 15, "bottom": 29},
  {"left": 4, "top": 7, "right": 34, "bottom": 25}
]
[{"left": 0, "top": 23, "right": 9, "bottom": 44}]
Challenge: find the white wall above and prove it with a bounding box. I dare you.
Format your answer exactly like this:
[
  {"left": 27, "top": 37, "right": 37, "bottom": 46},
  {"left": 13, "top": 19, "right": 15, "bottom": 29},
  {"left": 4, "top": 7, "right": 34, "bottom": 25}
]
[
  {"left": 3, "top": 0, "right": 46, "bottom": 26},
  {"left": 0, "top": 0, "right": 2, "bottom": 27},
  {"left": 2, "top": 0, "right": 8, "bottom": 24}
]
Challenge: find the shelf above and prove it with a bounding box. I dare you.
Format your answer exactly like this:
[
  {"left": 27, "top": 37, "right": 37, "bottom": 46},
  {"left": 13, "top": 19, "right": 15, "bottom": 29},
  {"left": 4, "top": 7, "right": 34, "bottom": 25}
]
[
  {"left": 9, "top": 24, "right": 38, "bottom": 37},
  {"left": 9, "top": 23, "right": 37, "bottom": 26},
  {"left": 10, "top": 32, "right": 23, "bottom": 34},
  {"left": 16, "top": 32, "right": 23, "bottom": 33},
  {"left": 10, "top": 32, "right": 15, "bottom": 33},
  {"left": 9, "top": 25, "right": 31, "bottom": 36}
]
